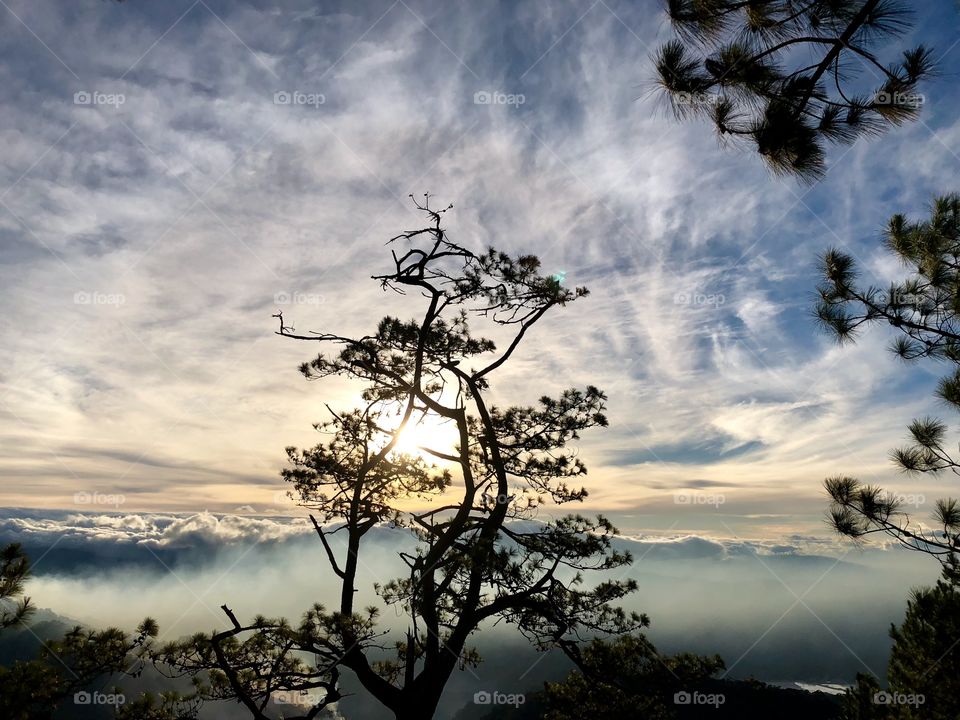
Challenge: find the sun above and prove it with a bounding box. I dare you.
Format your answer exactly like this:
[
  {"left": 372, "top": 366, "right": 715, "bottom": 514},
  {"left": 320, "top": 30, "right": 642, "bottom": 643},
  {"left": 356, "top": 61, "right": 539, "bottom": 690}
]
[{"left": 390, "top": 413, "right": 459, "bottom": 462}]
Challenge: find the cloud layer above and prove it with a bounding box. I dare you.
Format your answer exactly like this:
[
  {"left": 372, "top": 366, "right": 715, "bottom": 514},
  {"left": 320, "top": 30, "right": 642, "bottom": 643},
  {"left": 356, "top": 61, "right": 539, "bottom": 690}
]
[{"left": 2, "top": 509, "right": 941, "bottom": 715}]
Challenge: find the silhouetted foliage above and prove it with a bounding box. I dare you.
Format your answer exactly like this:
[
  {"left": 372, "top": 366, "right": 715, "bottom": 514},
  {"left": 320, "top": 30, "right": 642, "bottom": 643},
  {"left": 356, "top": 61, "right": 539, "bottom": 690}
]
[
  {"left": 840, "top": 568, "right": 960, "bottom": 719},
  {"left": 486, "top": 634, "right": 841, "bottom": 719},
  {"left": 653, "top": 0, "right": 934, "bottom": 182},
  {"left": 542, "top": 634, "right": 724, "bottom": 719},
  {"left": 0, "top": 543, "right": 178, "bottom": 720},
  {"left": 114, "top": 691, "right": 204, "bottom": 720},
  {"left": 816, "top": 194, "right": 960, "bottom": 571},
  {"left": 887, "top": 574, "right": 960, "bottom": 718},
  {"left": 158, "top": 196, "right": 644, "bottom": 720},
  {"left": 1, "top": 543, "right": 33, "bottom": 631}
]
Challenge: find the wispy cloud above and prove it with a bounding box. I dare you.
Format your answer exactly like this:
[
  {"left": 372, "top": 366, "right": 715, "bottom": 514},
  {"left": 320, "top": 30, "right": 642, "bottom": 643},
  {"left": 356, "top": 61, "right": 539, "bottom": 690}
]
[{"left": 0, "top": 0, "right": 958, "bottom": 547}]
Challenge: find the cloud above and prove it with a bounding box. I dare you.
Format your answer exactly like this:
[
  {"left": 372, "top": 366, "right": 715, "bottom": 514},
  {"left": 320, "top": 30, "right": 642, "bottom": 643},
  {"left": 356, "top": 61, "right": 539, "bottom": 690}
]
[
  {"left": 0, "top": 1, "right": 956, "bottom": 549},
  {"left": 141, "top": 511, "right": 310, "bottom": 548},
  {"left": 0, "top": 509, "right": 311, "bottom": 556}
]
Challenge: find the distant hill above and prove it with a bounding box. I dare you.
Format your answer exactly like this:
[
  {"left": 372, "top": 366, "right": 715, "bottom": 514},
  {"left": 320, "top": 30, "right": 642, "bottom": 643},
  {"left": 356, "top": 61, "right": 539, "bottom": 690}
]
[{"left": 0, "top": 601, "right": 79, "bottom": 665}]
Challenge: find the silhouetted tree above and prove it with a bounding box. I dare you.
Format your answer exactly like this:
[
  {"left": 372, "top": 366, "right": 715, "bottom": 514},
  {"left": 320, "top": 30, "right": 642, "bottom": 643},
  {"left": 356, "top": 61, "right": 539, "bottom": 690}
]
[
  {"left": 158, "top": 196, "right": 643, "bottom": 720},
  {"left": 840, "top": 673, "right": 887, "bottom": 719},
  {"left": 114, "top": 692, "right": 203, "bottom": 720},
  {"left": 886, "top": 572, "right": 960, "bottom": 718},
  {"left": 653, "top": 0, "right": 934, "bottom": 182},
  {"left": 542, "top": 634, "right": 724, "bottom": 719},
  {"left": 1, "top": 543, "right": 32, "bottom": 631},
  {"left": 816, "top": 194, "right": 960, "bottom": 571},
  {"left": 0, "top": 543, "right": 171, "bottom": 720},
  {"left": 541, "top": 634, "right": 847, "bottom": 719},
  {"left": 841, "top": 568, "right": 960, "bottom": 719}
]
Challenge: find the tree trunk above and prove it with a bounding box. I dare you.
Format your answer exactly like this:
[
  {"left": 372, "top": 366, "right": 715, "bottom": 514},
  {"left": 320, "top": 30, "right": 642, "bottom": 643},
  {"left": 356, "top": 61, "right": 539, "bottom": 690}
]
[{"left": 392, "top": 686, "right": 443, "bottom": 720}]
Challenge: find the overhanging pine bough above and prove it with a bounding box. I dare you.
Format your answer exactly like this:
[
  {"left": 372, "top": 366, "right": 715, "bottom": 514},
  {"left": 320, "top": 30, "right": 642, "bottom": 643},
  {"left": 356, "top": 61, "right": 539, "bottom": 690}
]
[
  {"left": 815, "top": 194, "right": 960, "bottom": 577},
  {"left": 653, "top": 0, "right": 934, "bottom": 182}
]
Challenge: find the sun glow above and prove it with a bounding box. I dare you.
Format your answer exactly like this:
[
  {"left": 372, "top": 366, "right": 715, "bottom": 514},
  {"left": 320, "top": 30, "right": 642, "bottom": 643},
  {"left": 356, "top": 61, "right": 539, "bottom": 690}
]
[{"left": 390, "top": 413, "right": 459, "bottom": 462}]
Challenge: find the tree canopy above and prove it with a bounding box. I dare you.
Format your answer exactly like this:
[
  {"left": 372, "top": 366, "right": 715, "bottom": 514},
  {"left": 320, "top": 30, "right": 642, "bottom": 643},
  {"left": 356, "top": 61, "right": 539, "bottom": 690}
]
[{"left": 158, "top": 196, "right": 644, "bottom": 720}]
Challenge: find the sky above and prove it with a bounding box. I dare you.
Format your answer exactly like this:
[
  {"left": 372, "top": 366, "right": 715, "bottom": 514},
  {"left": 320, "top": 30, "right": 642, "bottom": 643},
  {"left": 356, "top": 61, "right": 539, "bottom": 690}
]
[
  {"left": 2, "top": 0, "right": 960, "bottom": 711},
  {"left": 1, "top": 0, "right": 958, "bottom": 535}
]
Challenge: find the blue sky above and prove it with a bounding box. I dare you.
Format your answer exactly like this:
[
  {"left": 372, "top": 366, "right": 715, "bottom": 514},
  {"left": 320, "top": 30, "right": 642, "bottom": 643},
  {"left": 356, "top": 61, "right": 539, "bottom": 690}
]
[{"left": 1, "top": 0, "right": 959, "bottom": 545}]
